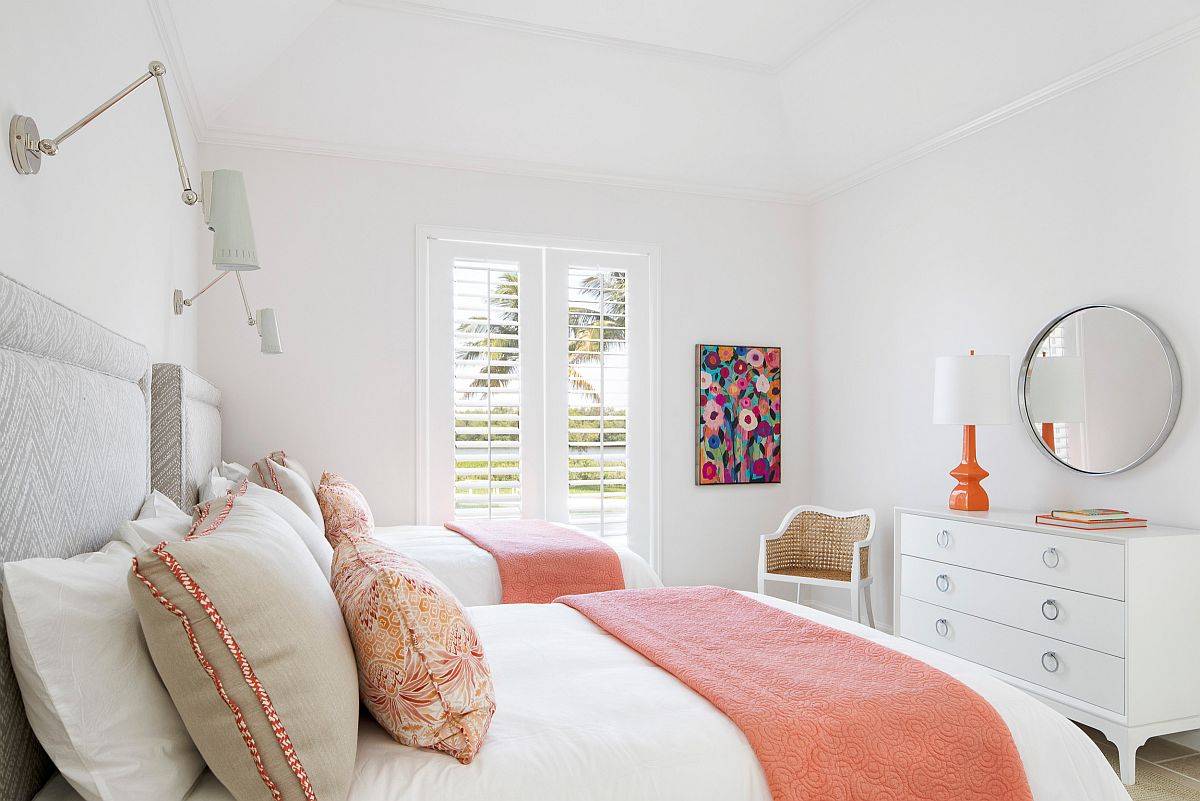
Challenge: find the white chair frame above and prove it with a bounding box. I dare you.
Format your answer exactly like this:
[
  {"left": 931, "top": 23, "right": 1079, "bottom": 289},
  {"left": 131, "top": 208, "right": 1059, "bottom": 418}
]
[{"left": 757, "top": 505, "right": 878, "bottom": 628}]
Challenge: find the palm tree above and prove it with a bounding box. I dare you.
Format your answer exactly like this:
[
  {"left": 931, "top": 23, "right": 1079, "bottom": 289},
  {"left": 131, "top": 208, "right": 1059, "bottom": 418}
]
[{"left": 455, "top": 271, "right": 626, "bottom": 399}]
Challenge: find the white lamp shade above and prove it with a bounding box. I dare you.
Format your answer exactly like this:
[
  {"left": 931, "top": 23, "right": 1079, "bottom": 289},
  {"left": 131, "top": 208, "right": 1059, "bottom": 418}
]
[
  {"left": 257, "top": 308, "right": 283, "bottom": 354},
  {"left": 203, "top": 170, "right": 259, "bottom": 271},
  {"left": 933, "top": 354, "right": 1012, "bottom": 425},
  {"left": 1026, "top": 356, "right": 1084, "bottom": 423}
]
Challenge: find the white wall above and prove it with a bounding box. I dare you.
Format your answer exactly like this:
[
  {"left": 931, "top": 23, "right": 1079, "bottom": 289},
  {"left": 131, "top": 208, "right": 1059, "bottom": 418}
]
[
  {"left": 806, "top": 37, "right": 1200, "bottom": 627},
  {"left": 197, "top": 143, "right": 809, "bottom": 589},
  {"left": 0, "top": 1, "right": 203, "bottom": 365}
]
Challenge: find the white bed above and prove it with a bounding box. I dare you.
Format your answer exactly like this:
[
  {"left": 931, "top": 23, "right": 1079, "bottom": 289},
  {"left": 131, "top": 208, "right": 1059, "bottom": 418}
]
[
  {"left": 372, "top": 524, "right": 662, "bottom": 605},
  {"left": 34, "top": 593, "right": 1128, "bottom": 801}
]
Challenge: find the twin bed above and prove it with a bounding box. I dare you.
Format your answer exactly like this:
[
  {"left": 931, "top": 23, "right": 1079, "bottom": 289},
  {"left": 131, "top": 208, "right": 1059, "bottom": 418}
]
[{"left": 0, "top": 271, "right": 1129, "bottom": 801}]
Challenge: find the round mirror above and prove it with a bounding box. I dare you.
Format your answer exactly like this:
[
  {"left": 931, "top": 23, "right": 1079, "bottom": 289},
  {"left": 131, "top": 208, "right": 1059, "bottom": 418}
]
[{"left": 1019, "top": 305, "right": 1181, "bottom": 475}]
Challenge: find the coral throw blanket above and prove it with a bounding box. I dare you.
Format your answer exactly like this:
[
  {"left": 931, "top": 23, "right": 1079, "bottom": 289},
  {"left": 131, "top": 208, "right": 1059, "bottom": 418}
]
[
  {"left": 444, "top": 519, "right": 624, "bottom": 603},
  {"left": 558, "top": 586, "right": 1033, "bottom": 801}
]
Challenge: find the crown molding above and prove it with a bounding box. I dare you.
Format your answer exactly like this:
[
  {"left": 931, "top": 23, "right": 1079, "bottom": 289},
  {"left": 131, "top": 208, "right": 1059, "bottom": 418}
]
[
  {"left": 198, "top": 125, "right": 808, "bottom": 205},
  {"left": 144, "top": 0, "right": 210, "bottom": 141},
  {"left": 342, "top": 0, "right": 833, "bottom": 74},
  {"left": 773, "top": 0, "right": 872, "bottom": 72},
  {"left": 805, "top": 13, "right": 1200, "bottom": 204}
]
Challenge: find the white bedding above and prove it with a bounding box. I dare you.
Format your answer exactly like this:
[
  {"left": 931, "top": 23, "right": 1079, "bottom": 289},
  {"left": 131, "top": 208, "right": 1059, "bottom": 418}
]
[
  {"left": 35, "top": 594, "right": 1128, "bottom": 801},
  {"left": 372, "top": 524, "right": 663, "bottom": 605}
]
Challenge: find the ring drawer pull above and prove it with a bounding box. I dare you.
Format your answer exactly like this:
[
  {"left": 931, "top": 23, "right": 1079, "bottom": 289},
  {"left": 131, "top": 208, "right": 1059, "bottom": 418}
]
[
  {"left": 1041, "top": 651, "right": 1060, "bottom": 673},
  {"left": 935, "top": 574, "right": 951, "bottom": 593},
  {"left": 935, "top": 619, "right": 949, "bottom": 637},
  {"left": 936, "top": 530, "right": 952, "bottom": 549},
  {"left": 1041, "top": 599, "right": 1059, "bottom": 621},
  {"left": 1042, "top": 547, "right": 1060, "bottom": 568}
]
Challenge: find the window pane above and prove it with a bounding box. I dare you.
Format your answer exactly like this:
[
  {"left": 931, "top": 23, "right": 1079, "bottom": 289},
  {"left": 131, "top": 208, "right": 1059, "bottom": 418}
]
[
  {"left": 566, "top": 265, "right": 628, "bottom": 538},
  {"left": 453, "top": 260, "right": 521, "bottom": 519}
]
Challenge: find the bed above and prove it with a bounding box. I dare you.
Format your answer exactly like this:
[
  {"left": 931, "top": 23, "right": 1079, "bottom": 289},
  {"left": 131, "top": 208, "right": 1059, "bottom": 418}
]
[
  {"left": 0, "top": 273, "right": 1128, "bottom": 801},
  {"left": 146, "top": 374, "right": 662, "bottom": 602},
  {"left": 33, "top": 598, "right": 1128, "bottom": 801}
]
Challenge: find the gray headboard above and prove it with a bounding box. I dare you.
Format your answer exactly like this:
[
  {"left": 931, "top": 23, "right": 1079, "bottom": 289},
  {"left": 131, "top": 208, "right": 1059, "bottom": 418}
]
[
  {"left": 0, "top": 272, "right": 151, "bottom": 801},
  {"left": 150, "top": 363, "right": 222, "bottom": 510}
]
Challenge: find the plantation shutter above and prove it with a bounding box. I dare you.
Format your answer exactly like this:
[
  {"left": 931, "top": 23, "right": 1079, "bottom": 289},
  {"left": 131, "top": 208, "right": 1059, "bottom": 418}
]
[{"left": 451, "top": 257, "right": 523, "bottom": 518}]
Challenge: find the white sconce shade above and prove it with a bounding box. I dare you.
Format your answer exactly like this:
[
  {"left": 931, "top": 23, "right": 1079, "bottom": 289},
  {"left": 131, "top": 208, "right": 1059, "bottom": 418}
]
[
  {"left": 257, "top": 308, "right": 283, "bottom": 354},
  {"left": 203, "top": 170, "right": 259, "bottom": 271},
  {"left": 933, "top": 354, "right": 1012, "bottom": 425},
  {"left": 1027, "top": 356, "right": 1085, "bottom": 423}
]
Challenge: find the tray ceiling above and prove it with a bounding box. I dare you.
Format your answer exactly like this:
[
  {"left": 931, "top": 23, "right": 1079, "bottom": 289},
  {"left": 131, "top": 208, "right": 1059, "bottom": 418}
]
[{"left": 155, "top": 0, "right": 1200, "bottom": 203}]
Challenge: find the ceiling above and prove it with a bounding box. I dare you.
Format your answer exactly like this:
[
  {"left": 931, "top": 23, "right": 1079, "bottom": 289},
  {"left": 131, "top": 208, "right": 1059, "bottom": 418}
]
[{"left": 155, "top": 0, "right": 1200, "bottom": 203}]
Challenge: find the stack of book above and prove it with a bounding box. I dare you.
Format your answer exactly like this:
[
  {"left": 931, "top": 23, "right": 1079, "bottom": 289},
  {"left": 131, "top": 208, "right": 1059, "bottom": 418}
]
[{"left": 1035, "top": 509, "right": 1147, "bottom": 530}]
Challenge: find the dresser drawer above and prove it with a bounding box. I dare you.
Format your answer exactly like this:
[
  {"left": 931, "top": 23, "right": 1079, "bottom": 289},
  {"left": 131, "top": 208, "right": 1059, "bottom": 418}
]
[
  {"left": 899, "top": 597, "right": 1125, "bottom": 713},
  {"left": 899, "top": 514, "right": 1125, "bottom": 600},
  {"left": 900, "top": 556, "right": 1125, "bottom": 656}
]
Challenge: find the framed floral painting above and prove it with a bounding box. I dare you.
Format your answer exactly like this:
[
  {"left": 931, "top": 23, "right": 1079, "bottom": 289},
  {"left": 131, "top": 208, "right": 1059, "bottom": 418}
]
[{"left": 696, "top": 344, "right": 781, "bottom": 485}]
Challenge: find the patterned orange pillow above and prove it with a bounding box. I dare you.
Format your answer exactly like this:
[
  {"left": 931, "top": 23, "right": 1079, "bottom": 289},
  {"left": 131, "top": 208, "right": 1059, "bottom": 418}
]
[
  {"left": 316, "top": 472, "right": 374, "bottom": 546},
  {"left": 332, "top": 534, "right": 495, "bottom": 763}
]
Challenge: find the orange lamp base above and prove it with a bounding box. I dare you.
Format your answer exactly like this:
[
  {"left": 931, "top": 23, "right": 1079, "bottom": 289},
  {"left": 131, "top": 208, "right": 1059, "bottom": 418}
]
[
  {"left": 1041, "top": 421, "right": 1056, "bottom": 450},
  {"left": 948, "top": 424, "right": 990, "bottom": 512}
]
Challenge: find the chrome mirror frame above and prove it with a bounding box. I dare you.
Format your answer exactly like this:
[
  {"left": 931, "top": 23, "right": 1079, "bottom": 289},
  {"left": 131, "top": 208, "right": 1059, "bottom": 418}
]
[{"left": 1017, "top": 304, "right": 1182, "bottom": 476}]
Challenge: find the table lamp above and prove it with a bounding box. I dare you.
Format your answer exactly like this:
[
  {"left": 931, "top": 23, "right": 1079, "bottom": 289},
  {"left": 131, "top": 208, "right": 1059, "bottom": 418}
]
[
  {"left": 933, "top": 351, "right": 1011, "bottom": 511},
  {"left": 1026, "top": 355, "right": 1084, "bottom": 452}
]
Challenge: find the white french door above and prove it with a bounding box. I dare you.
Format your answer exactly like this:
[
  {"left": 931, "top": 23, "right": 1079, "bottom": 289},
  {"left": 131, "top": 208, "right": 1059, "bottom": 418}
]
[{"left": 419, "top": 230, "right": 657, "bottom": 560}]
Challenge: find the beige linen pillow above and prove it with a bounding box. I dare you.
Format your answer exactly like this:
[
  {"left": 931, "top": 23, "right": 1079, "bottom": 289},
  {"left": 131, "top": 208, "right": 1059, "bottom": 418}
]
[
  {"left": 198, "top": 475, "right": 333, "bottom": 579},
  {"left": 332, "top": 533, "right": 495, "bottom": 763},
  {"left": 128, "top": 496, "right": 358, "bottom": 801},
  {"left": 248, "top": 457, "right": 323, "bottom": 530}
]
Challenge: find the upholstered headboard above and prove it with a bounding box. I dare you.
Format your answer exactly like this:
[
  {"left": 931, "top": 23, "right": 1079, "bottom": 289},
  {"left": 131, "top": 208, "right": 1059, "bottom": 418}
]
[
  {"left": 150, "top": 363, "right": 221, "bottom": 510},
  {"left": 0, "top": 272, "right": 152, "bottom": 801}
]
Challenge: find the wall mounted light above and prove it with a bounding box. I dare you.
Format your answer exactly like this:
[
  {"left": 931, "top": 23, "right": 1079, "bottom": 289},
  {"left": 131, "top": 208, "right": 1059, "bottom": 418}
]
[{"left": 8, "top": 60, "right": 282, "bottom": 354}]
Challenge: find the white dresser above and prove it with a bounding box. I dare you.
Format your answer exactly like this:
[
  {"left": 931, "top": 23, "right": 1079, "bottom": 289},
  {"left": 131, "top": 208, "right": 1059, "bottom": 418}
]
[{"left": 894, "top": 507, "right": 1200, "bottom": 785}]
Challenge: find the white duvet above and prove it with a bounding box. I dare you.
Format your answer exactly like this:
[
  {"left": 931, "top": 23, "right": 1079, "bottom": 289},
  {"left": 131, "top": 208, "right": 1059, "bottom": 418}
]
[
  {"left": 371, "top": 524, "right": 663, "bottom": 605},
  {"left": 37, "top": 594, "right": 1128, "bottom": 801}
]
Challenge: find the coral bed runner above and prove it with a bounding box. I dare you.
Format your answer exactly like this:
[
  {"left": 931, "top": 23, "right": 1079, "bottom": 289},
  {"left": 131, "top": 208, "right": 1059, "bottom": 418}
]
[
  {"left": 557, "top": 586, "right": 1033, "bottom": 801},
  {"left": 444, "top": 519, "right": 624, "bottom": 603}
]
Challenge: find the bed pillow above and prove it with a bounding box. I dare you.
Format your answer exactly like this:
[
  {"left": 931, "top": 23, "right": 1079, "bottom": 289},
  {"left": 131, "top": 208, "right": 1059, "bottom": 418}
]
[
  {"left": 138, "top": 490, "right": 192, "bottom": 521},
  {"left": 2, "top": 539, "right": 204, "bottom": 801},
  {"left": 269, "top": 451, "right": 316, "bottom": 492},
  {"left": 194, "top": 478, "right": 333, "bottom": 579},
  {"left": 218, "top": 461, "right": 250, "bottom": 482},
  {"left": 129, "top": 496, "right": 359, "bottom": 801},
  {"left": 332, "top": 533, "right": 495, "bottom": 763},
  {"left": 248, "top": 456, "right": 324, "bottom": 530},
  {"left": 316, "top": 472, "right": 375, "bottom": 547}
]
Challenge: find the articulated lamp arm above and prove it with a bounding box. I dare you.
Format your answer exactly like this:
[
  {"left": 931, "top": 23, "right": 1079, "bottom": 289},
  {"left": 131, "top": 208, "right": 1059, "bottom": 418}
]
[{"left": 10, "top": 61, "right": 197, "bottom": 205}]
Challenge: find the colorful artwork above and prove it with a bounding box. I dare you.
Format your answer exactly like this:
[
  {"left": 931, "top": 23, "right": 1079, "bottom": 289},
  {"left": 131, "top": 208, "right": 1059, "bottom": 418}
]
[{"left": 696, "top": 345, "right": 781, "bottom": 485}]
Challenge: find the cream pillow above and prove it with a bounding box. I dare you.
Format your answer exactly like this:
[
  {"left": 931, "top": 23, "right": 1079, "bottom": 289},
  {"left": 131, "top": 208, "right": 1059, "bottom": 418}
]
[
  {"left": 269, "top": 451, "right": 316, "bottom": 493},
  {"left": 129, "top": 497, "right": 358, "bottom": 801},
  {"left": 2, "top": 529, "right": 203, "bottom": 801},
  {"left": 248, "top": 457, "right": 324, "bottom": 530},
  {"left": 198, "top": 474, "right": 333, "bottom": 579}
]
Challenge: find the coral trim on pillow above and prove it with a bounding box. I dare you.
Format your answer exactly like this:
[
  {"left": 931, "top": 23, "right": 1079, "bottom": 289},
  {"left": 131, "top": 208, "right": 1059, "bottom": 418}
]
[
  {"left": 130, "top": 557, "right": 284, "bottom": 801},
  {"left": 149, "top": 543, "right": 318, "bottom": 801}
]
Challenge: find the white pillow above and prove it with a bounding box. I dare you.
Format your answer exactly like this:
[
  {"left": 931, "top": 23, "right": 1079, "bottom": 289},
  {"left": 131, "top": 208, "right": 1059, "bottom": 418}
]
[
  {"left": 2, "top": 538, "right": 204, "bottom": 801},
  {"left": 218, "top": 460, "right": 249, "bottom": 482},
  {"left": 137, "top": 490, "right": 190, "bottom": 521},
  {"left": 248, "top": 457, "right": 324, "bottom": 530},
  {"left": 200, "top": 472, "right": 333, "bottom": 579}
]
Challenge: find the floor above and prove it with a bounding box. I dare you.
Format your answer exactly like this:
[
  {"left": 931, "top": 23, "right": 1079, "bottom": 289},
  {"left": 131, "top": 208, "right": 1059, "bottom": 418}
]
[{"left": 1079, "top": 725, "right": 1200, "bottom": 800}]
